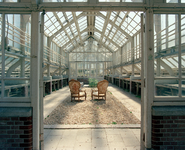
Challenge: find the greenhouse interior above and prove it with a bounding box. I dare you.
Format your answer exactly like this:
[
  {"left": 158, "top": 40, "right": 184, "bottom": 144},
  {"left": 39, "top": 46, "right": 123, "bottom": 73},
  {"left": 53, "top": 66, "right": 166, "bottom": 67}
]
[{"left": 0, "top": 0, "right": 185, "bottom": 150}]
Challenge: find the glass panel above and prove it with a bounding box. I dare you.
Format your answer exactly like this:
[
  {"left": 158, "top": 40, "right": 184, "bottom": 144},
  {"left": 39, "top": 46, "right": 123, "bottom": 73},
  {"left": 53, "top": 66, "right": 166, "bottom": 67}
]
[
  {"left": 77, "top": 62, "right": 83, "bottom": 77},
  {"left": 0, "top": 14, "right": 2, "bottom": 77},
  {"left": 5, "top": 0, "right": 18, "bottom": 2},
  {"left": 67, "top": 0, "right": 87, "bottom": 1},
  {"left": 99, "top": 0, "right": 120, "bottom": 2},
  {"left": 182, "top": 0, "right": 185, "bottom": 2},
  {"left": 154, "top": 14, "right": 179, "bottom": 77},
  {"left": 166, "top": 0, "right": 178, "bottom": 3},
  {"left": 70, "top": 63, "right": 76, "bottom": 78},
  {"left": 43, "top": 0, "right": 64, "bottom": 2},
  {"left": 181, "top": 15, "right": 185, "bottom": 79},
  {"left": 122, "top": 0, "right": 142, "bottom": 2},
  {"left": 4, "top": 80, "right": 30, "bottom": 97},
  {"left": 182, "top": 80, "right": 185, "bottom": 96},
  {"left": 155, "top": 80, "right": 179, "bottom": 96},
  {"left": 99, "top": 0, "right": 143, "bottom": 2},
  {"left": 5, "top": 14, "right": 31, "bottom": 78}
]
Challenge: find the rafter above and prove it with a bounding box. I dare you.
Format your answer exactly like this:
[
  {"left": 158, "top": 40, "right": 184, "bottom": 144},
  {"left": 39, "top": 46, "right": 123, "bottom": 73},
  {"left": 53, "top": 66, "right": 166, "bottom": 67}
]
[
  {"left": 93, "top": 27, "right": 120, "bottom": 48},
  {"left": 61, "top": 28, "right": 89, "bottom": 49},
  {"left": 97, "top": 11, "right": 132, "bottom": 40},
  {"left": 50, "top": 12, "right": 86, "bottom": 40},
  {"left": 111, "top": 11, "right": 130, "bottom": 43},
  {"left": 93, "top": 35, "right": 114, "bottom": 53},
  {"left": 53, "top": 12, "right": 75, "bottom": 47},
  {"left": 72, "top": 12, "right": 83, "bottom": 45},
  {"left": 99, "top": 12, "right": 111, "bottom": 43},
  {"left": 68, "top": 35, "right": 89, "bottom": 52}
]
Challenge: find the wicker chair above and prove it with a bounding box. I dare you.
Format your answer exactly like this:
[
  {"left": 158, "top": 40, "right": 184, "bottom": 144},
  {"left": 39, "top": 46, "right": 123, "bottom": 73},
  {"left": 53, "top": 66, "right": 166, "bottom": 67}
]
[
  {"left": 91, "top": 80, "right": 109, "bottom": 100},
  {"left": 69, "top": 79, "right": 86, "bottom": 102}
]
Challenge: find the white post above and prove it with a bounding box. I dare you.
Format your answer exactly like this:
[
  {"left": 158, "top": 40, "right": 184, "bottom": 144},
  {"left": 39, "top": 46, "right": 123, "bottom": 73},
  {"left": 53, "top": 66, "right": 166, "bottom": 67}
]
[
  {"left": 31, "top": 11, "right": 40, "bottom": 150},
  {"left": 40, "top": 11, "right": 45, "bottom": 150},
  {"left": 144, "top": 9, "right": 154, "bottom": 149},
  {"left": 140, "top": 13, "right": 145, "bottom": 150}
]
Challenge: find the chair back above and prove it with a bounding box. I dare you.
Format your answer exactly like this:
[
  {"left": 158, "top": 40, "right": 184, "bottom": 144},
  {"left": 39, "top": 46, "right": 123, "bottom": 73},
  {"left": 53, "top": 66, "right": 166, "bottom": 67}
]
[
  {"left": 69, "top": 79, "right": 81, "bottom": 94},
  {"left": 97, "top": 80, "right": 109, "bottom": 94}
]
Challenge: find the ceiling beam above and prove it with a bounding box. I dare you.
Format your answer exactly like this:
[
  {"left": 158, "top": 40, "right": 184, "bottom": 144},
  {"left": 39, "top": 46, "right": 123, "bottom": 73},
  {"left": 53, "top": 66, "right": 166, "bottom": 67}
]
[
  {"left": 53, "top": 12, "right": 76, "bottom": 47},
  {"left": 72, "top": 12, "right": 83, "bottom": 45},
  {"left": 61, "top": 28, "right": 89, "bottom": 49},
  {"left": 68, "top": 35, "right": 114, "bottom": 53},
  {"left": 97, "top": 11, "right": 132, "bottom": 40},
  {"left": 93, "top": 35, "right": 114, "bottom": 53},
  {"left": 99, "top": 12, "right": 111, "bottom": 43},
  {"left": 93, "top": 27, "right": 120, "bottom": 48},
  {"left": 50, "top": 12, "right": 86, "bottom": 40},
  {"left": 68, "top": 35, "right": 89, "bottom": 53},
  {"left": 111, "top": 11, "right": 130, "bottom": 43}
]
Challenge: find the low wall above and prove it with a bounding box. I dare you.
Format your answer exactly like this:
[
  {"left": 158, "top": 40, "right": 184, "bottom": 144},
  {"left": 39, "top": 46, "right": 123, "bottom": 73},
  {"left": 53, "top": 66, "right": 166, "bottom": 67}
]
[
  {"left": 0, "top": 107, "right": 33, "bottom": 150},
  {"left": 152, "top": 106, "right": 185, "bottom": 150}
]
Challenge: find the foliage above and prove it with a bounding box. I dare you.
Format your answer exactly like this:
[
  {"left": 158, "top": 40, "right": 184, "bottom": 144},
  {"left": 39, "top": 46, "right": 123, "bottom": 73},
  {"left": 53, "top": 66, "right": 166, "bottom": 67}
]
[{"left": 88, "top": 78, "right": 98, "bottom": 87}]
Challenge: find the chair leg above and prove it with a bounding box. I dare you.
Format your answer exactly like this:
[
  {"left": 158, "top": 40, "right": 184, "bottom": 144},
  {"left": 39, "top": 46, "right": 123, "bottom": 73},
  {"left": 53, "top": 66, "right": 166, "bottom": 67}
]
[{"left": 91, "top": 91, "right": 93, "bottom": 100}]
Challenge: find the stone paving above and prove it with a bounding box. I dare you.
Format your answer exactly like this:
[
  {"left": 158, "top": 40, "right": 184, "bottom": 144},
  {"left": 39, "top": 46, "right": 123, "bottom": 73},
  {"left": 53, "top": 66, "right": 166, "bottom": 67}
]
[
  {"left": 44, "top": 84, "right": 141, "bottom": 150},
  {"left": 44, "top": 128, "right": 140, "bottom": 150}
]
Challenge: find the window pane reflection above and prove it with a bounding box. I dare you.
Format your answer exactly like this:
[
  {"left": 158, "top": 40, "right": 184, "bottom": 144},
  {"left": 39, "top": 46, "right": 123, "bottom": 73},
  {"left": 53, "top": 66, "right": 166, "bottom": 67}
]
[
  {"left": 4, "top": 80, "right": 30, "bottom": 97},
  {"left": 5, "top": 14, "right": 31, "bottom": 78},
  {"left": 155, "top": 80, "right": 179, "bottom": 96}
]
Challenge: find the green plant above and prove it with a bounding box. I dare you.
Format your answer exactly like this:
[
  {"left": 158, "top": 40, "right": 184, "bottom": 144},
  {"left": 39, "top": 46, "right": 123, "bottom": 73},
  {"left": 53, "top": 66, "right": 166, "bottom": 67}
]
[
  {"left": 88, "top": 78, "right": 98, "bottom": 87},
  {"left": 112, "top": 122, "right": 117, "bottom": 124}
]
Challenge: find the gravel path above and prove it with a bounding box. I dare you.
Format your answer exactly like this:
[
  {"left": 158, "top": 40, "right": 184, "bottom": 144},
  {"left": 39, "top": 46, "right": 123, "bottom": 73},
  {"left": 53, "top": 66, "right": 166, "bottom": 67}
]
[{"left": 44, "top": 88, "right": 141, "bottom": 125}]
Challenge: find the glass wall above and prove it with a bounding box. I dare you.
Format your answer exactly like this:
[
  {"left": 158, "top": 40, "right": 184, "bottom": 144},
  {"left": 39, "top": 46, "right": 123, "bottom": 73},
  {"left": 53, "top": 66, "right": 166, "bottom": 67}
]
[
  {"left": 154, "top": 14, "right": 185, "bottom": 98},
  {"left": 181, "top": 15, "right": 185, "bottom": 96},
  {"left": 1, "top": 14, "right": 31, "bottom": 98},
  {"left": 0, "top": 14, "right": 2, "bottom": 78}
]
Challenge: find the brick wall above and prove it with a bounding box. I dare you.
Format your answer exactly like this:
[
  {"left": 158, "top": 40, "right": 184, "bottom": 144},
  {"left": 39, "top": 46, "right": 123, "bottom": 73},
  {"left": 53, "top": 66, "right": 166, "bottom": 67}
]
[
  {"left": 0, "top": 108, "right": 32, "bottom": 150},
  {"left": 152, "top": 107, "right": 185, "bottom": 150}
]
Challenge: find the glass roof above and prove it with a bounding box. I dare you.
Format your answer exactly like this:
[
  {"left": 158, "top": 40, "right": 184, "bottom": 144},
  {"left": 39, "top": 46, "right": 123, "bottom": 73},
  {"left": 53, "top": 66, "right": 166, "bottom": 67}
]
[{"left": 44, "top": 11, "right": 143, "bottom": 53}]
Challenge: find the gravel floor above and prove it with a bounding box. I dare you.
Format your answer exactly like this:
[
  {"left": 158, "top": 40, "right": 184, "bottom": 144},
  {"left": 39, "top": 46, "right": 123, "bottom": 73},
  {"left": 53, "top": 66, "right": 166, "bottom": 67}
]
[{"left": 44, "top": 88, "right": 141, "bottom": 125}]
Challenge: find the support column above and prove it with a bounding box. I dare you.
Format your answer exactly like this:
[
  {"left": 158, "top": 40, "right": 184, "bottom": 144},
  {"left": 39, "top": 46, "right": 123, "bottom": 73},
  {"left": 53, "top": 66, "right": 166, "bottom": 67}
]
[
  {"left": 39, "top": 11, "right": 45, "bottom": 150},
  {"left": 144, "top": 9, "right": 154, "bottom": 149},
  {"left": 31, "top": 11, "right": 40, "bottom": 150},
  {"left": 140, "top": 14, "right": 145, "bottom": 150}
]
